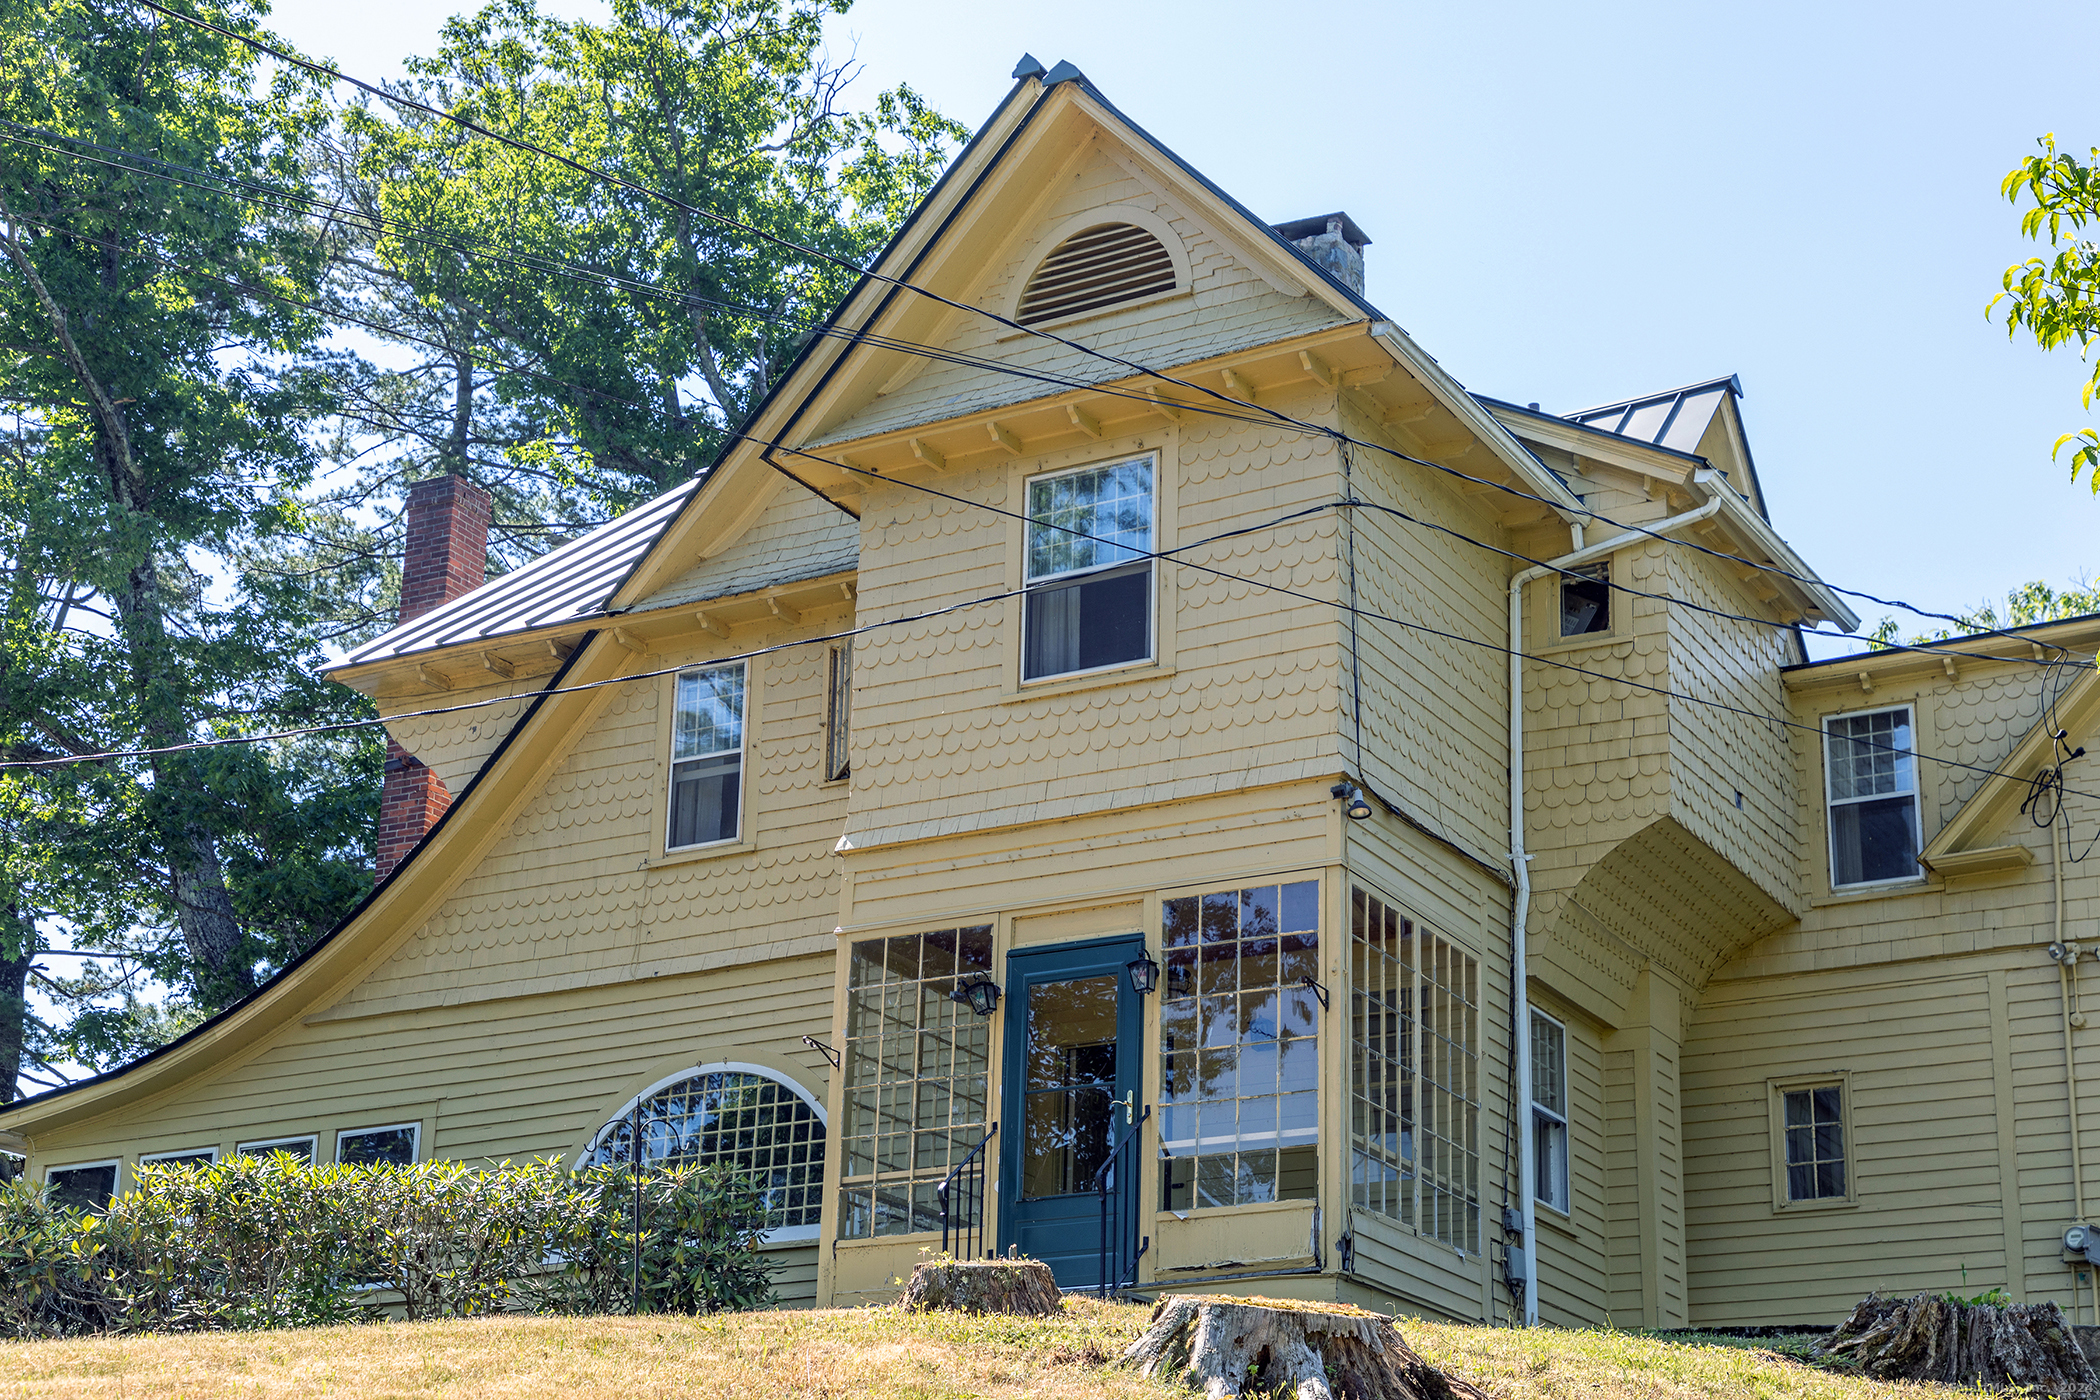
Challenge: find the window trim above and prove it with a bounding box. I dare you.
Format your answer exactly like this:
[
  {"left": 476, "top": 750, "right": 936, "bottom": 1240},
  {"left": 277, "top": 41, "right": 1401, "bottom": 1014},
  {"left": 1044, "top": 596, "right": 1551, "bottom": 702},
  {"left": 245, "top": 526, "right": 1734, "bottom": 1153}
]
[
  {"left": 1019, "top": 453, "right": 1160, "bottom": 685},
  {"left": 1766, "top": 1071, "right": 1857, "bottom": 1211},
  {"left": 1530, "top": 1008, "right": 1572, "bottom": 1217},
  {"left": 336, "top": 1121, "right": 422, "bottom": 1166},
  {"left": 583, "top": 1061, "right": 827, "bottom": 1243},
  {"left": 44, "top": 1157, "right": 121, "bottom": 1208},
  {"left": 1822, "top": 702, "right": 1925, "bottom": 892},
  {"left": 138, "top": 1146, "right": 218, "bottom": 1166},
  {"left": 236, "top": 1134, "right": 318, "bottom": 1161},
  {"left": 664, "top": 659, "right": 750, "bottom": 854}
]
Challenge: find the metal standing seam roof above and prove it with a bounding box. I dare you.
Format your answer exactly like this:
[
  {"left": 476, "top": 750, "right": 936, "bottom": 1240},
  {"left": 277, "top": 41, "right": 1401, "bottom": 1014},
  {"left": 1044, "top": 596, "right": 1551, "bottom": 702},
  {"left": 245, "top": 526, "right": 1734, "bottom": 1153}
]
[
  {"left": 1565, "top": 374, "right": 1742, "bottom": 456},
  {"left": 336, "top": 479, "right": 699, "bottom": 668}
]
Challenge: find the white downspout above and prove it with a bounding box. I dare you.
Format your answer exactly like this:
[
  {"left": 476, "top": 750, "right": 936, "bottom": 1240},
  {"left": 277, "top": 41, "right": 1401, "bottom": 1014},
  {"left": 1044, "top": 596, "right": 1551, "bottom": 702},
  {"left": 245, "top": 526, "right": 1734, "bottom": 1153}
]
[{"left": 1507, "top": 482, "right": 1726, "bottom": 1326}]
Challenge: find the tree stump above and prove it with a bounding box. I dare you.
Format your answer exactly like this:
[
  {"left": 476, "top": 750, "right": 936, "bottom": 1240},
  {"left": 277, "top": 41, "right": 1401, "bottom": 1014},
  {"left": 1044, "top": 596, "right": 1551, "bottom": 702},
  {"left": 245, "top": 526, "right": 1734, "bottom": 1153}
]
[
  {"left": 899, "top": 1258, "right": 1061, "bottom": 1316},
  {"left": 1818, "top": 1291, "right": 2097, "bottom": 1395},
  {"left": 1121, "top": 1294, "right": 1487, "bottom": 1400}
]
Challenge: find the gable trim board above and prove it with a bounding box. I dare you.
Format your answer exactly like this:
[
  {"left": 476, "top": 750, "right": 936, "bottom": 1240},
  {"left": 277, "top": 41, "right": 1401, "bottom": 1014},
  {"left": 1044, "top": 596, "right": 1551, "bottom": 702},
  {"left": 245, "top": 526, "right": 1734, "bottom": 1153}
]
[{"left": 0, "top": 634, "right": 626, "bottom": 1139}]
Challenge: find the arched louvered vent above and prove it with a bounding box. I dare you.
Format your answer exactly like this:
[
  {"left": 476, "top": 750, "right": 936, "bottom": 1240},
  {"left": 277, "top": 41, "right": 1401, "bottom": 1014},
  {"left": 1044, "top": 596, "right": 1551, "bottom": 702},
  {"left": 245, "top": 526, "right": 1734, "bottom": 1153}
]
[{"left": 1016, "top": 223, "right": 1176, "bottom": 325}]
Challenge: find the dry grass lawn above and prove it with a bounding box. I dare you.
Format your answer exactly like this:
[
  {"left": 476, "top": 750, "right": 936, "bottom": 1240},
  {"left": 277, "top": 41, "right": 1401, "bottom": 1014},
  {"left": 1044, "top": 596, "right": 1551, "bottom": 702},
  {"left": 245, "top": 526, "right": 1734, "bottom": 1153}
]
[{"left": 1, "top": 1300, "right": 1957, "bottom": 1400}]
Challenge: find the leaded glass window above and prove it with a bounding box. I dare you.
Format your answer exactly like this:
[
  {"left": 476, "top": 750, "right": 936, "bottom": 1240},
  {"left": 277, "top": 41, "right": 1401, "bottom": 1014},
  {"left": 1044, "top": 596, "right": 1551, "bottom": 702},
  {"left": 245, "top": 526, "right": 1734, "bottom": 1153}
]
[
  {"left": 1158, "top": 881, "right": 1320, "bottom": 1210},
  {"left": 838, "top": 926, "right": 993, "bottom": 1238},
  {"left": 586, "top": 1069, "right": 824, "bottom": 1236},
  {"left": 1349, "top": 887, "right": 1481, "bottom": 1253}
]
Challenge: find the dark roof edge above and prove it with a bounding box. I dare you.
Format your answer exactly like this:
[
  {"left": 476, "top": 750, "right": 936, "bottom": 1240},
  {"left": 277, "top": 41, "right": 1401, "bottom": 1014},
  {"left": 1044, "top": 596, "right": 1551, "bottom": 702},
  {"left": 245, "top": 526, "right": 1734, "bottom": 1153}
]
[
  {"left": 592, "top": 74, "right": 1051, "bottom": 612},
  {"left": 1782, "top": 610, "right": 2100, "bottom": 673},
  {"left": 1474, "top": 395, "right": 1709, "bottom": 467},
  {"left": 0, "top": 634, "right": 602, "bottom": 1123},
  {"left": 1568, "top": 372, "right": 1743, "bottom": 420}
]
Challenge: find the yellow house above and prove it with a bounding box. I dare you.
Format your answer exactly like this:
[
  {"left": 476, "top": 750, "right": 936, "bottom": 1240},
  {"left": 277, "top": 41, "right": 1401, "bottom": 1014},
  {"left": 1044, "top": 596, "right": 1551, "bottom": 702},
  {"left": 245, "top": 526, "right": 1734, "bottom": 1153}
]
[{"left": 5, "top": 58, "right": 2095, "bottom": 1329}]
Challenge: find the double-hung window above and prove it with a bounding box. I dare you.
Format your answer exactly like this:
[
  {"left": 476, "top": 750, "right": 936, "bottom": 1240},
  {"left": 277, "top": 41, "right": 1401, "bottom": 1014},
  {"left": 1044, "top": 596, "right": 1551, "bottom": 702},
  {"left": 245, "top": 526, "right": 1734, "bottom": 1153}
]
[
  {"left": 1530, "top": 1010, "right": 1570, "bottom": 1213},
  {"left": 669, "top": 662, "right": 745, "bottom": 850},
  {"left": 1824, "top": 706, "right": 1920, "bottom": 888},
  {"left": 1022, "top": 455, "right": 1155, "bottom": 681}
]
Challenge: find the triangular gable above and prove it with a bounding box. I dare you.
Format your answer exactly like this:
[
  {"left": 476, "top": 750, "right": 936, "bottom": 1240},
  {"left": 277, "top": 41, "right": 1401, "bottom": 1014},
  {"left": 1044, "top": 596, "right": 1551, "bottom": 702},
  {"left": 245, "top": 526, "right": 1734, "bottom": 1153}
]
[{"left": 1920, "top": 662, "right": 2100, "bottom": 874}]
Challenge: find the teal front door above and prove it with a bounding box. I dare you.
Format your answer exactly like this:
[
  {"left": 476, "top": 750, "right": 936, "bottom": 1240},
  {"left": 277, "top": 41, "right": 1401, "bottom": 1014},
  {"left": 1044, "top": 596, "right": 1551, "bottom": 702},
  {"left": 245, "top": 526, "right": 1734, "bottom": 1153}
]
[{"left": 999, "top": 937, "right": 1143, "bottom": 1290}]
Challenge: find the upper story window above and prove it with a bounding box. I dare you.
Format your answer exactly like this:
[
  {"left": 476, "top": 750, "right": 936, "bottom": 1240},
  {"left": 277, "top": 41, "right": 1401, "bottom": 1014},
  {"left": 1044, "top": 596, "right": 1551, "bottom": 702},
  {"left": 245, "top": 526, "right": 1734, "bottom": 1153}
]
[
  {"left": 1022, "top": 455, "right": 1155, "bottom": 682},
  {"left": 1560, "top": 564, "right": 1610, "bottom": 637},
  {"left": 1824, "top": 705, "right": 1920, "bottom": 888},
  {"left": 1017, "top": 223, "right": 1177, "bottom": 325},
  {"left": 825, "top": 643, "right": 852, "bottom": 783},
  {"left": 670, "top": 662, "right": 745, "bottom": 850}
]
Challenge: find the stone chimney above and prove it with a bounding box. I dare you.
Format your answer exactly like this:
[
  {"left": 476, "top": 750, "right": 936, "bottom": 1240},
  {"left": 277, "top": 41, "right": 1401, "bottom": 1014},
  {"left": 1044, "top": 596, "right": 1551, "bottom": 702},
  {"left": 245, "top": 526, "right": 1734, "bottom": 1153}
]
[
  {"left": 377, "top": 474, "right": 492, "bottom": 881},
  {"left": 1272, "top": 212, "right": 1371, "bottom": 296}
]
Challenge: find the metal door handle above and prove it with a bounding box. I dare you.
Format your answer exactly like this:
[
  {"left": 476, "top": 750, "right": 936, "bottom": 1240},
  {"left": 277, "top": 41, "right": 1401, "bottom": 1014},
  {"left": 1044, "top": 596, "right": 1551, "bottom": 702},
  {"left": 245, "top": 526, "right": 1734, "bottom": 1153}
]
[{"left": 1113, "top": 1091, "right": 1137, "bottom": 1125}]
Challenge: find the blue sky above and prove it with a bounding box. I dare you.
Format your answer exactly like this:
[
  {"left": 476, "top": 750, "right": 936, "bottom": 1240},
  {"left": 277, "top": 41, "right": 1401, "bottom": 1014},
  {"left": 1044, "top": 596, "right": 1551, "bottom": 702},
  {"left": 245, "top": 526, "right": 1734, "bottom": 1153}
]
[{"left": 271, "top": 0, "right": 2100, "bottom": 656}]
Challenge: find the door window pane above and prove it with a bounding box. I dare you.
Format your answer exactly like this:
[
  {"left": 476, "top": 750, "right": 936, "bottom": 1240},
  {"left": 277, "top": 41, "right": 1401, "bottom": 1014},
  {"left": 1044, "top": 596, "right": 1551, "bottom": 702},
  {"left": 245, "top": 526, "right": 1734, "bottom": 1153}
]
[{"left": 1020, "top": 973, "right": 1118, "bottom": 1199}]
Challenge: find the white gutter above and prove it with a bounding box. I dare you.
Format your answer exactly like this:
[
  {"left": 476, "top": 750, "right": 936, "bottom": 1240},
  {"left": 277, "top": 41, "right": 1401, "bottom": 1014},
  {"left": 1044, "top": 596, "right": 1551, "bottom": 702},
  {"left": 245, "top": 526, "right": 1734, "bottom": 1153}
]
[{"left": 1506, "top": 486, "right": 1725, "bottom": 1326}]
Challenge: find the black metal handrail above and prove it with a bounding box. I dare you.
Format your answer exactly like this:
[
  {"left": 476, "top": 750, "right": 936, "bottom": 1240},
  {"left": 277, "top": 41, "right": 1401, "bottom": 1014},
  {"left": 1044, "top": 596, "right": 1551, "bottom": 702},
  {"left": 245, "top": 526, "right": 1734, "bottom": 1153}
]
[
  {"left": 937, "top": 1122, "right": 997, "bottom": 1259},
  {"left": 1089, "top": 1102, "right": 1152, "bottom": 1295}
]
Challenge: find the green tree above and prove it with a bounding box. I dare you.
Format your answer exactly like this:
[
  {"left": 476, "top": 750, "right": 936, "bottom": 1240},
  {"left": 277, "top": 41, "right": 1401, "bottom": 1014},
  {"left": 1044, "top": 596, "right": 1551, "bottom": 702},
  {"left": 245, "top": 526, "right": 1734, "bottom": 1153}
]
[
  {"left": 0, "top": 0, "right": 380, "bottom": 1096},
  {"left": 1992, "top": 134, "right": 2100, "bottom": 485},
  {"left": 1866, "top": 577, "right": 2100, "bottom": 649}
]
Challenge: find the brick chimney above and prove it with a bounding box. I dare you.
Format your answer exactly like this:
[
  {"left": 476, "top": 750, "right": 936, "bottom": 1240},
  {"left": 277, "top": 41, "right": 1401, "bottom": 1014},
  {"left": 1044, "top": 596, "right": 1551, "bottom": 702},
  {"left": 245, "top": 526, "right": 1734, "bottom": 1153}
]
[{"left": 377, "top": 475, "right": 492, "bottom": 881}]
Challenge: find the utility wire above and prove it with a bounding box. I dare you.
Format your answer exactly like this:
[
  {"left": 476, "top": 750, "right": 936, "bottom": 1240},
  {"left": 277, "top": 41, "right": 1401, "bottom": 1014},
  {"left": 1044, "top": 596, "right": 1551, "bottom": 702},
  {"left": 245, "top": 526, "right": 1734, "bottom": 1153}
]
[
  {"left": 12, "top": 113, "right": 2069, "bottom": 666},
  {"left": 9, "top": 139, "right": 2066, "bottom": 672},
  {"left": 7, "top": 427, "right": 2091, "bottom": 814},
  {"left": 124, "top": 0, "right": 2073, "bottom": 653}
]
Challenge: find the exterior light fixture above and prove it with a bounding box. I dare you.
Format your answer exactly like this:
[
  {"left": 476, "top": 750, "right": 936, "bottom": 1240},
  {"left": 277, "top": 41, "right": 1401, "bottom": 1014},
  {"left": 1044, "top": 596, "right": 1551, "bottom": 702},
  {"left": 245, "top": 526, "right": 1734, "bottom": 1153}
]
[
  {"left": 952, "top": 974, "right": 1000, "bottom": 1017},
  {"left": 1331, "top": 781, "right": 1373, "bottom": 821},
  {"left": 1126, "top": 951, "right": 1160, "bottom": 996}
]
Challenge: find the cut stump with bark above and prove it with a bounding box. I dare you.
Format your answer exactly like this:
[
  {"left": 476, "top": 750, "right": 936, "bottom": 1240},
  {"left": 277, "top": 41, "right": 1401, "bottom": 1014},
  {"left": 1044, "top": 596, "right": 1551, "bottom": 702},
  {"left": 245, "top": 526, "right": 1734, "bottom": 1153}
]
[
  {"left": 1121, "top": 1294, "right": 1487, "bottom": 1400},
  {"left": 899, "top": 1259, "right": 1061, "bottom": 1316},
  {"left": 1818, "top": 1291, "right": 2097, "bottom": 1395}
]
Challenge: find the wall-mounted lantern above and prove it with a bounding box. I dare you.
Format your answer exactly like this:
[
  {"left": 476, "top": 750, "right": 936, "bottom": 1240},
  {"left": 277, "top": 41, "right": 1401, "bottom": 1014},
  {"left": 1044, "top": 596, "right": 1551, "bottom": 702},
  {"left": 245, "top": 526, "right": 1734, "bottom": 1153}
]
[
  {"left": 951, "top": 974, "right": 1001, "bottom": 1017},
  {"left": 1126, "top": 951, "right": 1160, "bottom": 996}
]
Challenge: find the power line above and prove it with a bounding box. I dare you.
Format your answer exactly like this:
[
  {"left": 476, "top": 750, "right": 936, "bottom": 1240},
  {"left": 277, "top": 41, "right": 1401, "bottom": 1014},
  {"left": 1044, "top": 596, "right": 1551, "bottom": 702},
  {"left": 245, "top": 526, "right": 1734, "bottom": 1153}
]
[
  {"left": 6, "top": 431, "right": 2089, "bottom": 815},
  {"left": 14, "top": 96, "right": 2059, "bottom": 660},
  {"left": 133, "top": 0, "right": 2030, "bottom": 650}
]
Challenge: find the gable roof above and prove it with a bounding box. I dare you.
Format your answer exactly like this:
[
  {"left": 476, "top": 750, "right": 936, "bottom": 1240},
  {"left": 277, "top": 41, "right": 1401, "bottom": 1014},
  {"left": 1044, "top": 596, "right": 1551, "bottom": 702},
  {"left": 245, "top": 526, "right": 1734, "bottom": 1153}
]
[
  {"left": 342, "top": 481, "right": 698, "bottom": 666},
  {"left": 1567, "top": 374, "right": 1742, "bottom": 455}
]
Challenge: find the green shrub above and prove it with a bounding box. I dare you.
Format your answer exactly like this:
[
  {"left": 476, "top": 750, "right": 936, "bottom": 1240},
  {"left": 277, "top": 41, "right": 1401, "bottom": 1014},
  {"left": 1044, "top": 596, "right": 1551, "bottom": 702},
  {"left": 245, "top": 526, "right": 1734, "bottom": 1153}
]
[
  {"left": 526, "top": 1161, "right": 778, "bottom": 1316},
  {"left": 0, "top": 1156, "right": 778, "bottom": 1337}
]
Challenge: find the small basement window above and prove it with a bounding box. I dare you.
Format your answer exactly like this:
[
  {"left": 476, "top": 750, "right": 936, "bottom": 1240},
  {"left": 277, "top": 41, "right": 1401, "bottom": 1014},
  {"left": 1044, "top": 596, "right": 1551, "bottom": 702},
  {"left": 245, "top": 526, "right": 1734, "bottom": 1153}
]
[
  {"left": 236, "top": 1135, "right": 316, "bottom": 1162},
  {"left": 1560, "top": 564, "right": 1610, "bottom": 637},
  {"left": 138, "top": 1147, "right": 217, "bottom": 1168},
  {"left": 1022, "top": 455, "right": 1155, "bottom": 682},
  {"left": 1017, "top": 222, "right": 1177, "bottom": 325}
]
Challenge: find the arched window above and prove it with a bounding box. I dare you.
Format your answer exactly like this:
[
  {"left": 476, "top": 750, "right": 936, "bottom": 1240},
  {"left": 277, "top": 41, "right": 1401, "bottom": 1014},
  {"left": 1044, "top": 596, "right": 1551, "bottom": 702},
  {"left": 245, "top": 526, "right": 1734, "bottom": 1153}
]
[
  {"left": 1017, "top": 222, "right": 1177, "bottom": 325},
  {"left": 585, "top": 1065, "right": 825, "bottom": 1239}
]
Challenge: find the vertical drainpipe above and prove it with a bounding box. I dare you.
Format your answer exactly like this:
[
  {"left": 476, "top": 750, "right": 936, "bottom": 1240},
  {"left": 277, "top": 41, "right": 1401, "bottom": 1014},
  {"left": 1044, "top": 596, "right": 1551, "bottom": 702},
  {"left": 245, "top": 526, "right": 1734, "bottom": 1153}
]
[{"left": 1506, "top": 485, "right": 1724, "bottom": 1326}]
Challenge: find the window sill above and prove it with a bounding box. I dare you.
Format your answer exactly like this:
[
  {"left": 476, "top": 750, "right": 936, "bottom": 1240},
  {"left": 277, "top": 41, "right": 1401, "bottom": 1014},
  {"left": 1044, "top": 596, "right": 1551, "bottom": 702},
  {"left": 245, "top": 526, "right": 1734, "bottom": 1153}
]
[
  {"left": 1156, "top": 1197, "right": 1315, "bottom": 1224},
  {"left": 819, "top": 776, "right": 849, "bottom": 790},
  {"left": 1536, "top": 1205, "right": 1577, "bottom": 1240},
  {"left": 1809, "top": 877, "right": 1935, "bottom": 909},
  {"left": 1535, "top": 630, "right": 1632, "bottom": 658},
  {"left": 650, "top": 837, "right": 756, "bottom": 870},
  {"left": 1003, "top": 660, "right": 1174, "bottom": 705},
  {"left": 1772, "top": 1195, "right": 1859, "bottom": 1214}
]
